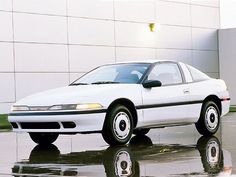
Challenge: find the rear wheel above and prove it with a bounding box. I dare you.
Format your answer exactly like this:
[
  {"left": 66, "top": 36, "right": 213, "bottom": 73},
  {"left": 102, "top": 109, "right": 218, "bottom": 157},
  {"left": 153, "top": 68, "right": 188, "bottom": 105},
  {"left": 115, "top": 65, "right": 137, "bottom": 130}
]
[
  {"left": 102, "top": 104, "right": 133, "bottom": 146},
  {"left": 29, "top": 133, "right": 59, "bottom": 145},
  {"left": 197, "top": 136, "right": 223, "bottom": 174},
  {"left": 195, "top": 101, "right": 220, "bottom": 136}
]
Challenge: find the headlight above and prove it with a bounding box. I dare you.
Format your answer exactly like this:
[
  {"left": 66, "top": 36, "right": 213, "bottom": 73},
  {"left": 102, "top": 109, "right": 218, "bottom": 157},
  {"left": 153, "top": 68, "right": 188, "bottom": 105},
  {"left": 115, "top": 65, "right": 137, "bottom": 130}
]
[
  {"left": 11, "top": 106, "right": 29, "bottom": 111},
  {"left": 76, "top": 103, "right": 103, "bottom": 110},
  {"left": 49, "top": 104, "right": 77, "bottom": 111},
  {"left": 49, "top": 103, "right": 103, "bottom": 111}
]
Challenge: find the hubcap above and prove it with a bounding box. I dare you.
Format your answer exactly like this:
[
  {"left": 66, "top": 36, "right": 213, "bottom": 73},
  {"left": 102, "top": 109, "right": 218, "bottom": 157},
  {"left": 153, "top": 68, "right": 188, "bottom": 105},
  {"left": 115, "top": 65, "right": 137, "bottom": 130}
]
[
  {"left": 206, "top": 140, "right": 219, "bottom": 166},
  {"left": 113, "top": 112, "right": 131, "bottom": 140},
  {"left": 115, "top": 150, "right": 132, "bottom": 176},
  {"left": 205, "top": 106, "right": 219, "bottom": 131}
]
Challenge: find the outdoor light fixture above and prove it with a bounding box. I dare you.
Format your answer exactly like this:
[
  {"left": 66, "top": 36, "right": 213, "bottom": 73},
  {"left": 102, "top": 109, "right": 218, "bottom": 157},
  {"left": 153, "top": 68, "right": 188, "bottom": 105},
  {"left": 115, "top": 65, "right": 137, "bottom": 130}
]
[{"left": 149, "top": 23, "right": 156, "bottom": 32}]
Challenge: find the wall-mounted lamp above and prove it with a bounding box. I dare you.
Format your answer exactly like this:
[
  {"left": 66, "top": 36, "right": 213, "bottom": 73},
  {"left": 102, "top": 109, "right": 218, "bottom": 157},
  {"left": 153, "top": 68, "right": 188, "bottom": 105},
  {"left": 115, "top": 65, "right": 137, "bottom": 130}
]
[{"left": 149, "top": 23, "right": 156, "bottom": 32}]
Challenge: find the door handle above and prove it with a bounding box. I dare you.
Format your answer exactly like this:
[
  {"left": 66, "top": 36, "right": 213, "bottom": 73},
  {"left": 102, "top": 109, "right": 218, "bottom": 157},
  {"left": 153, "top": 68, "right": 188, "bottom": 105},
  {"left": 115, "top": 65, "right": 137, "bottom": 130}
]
[{"left": 183, "top": 89, "right": 190, "bottom": 94}]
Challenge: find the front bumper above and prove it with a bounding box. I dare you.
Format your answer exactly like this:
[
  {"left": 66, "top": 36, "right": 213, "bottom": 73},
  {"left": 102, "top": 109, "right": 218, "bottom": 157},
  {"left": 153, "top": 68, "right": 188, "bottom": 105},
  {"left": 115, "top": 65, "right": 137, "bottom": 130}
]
[{"left": 8, "top": 111, "right": 106, "bottom": 133}]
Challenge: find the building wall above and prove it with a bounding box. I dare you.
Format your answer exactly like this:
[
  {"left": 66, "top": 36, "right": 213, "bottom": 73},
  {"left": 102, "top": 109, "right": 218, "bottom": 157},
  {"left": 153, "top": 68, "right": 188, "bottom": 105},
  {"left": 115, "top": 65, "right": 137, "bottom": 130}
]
[
  {"left": 219, "top": 28, "right": 236, "bottom": 105},
  {"left": 0, "top": 0, "right": 220, "bottom": 113}
]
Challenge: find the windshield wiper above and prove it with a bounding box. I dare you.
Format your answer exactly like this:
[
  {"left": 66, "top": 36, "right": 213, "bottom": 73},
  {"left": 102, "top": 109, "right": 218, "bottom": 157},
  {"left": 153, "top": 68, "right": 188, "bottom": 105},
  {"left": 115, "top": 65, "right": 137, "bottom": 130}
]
[
  {"left": 91, "top": 81, "right": 120, "bottom": 85},
  {"left": 69, "top": 83, "right": 88, "bottom": 86}
]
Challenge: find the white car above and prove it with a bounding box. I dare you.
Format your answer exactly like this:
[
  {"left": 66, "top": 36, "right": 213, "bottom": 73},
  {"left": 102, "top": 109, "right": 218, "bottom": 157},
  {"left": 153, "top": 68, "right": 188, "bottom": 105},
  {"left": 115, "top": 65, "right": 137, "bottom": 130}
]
[{"left": 8, "top": 60, "right": 230, "bottom": 146}]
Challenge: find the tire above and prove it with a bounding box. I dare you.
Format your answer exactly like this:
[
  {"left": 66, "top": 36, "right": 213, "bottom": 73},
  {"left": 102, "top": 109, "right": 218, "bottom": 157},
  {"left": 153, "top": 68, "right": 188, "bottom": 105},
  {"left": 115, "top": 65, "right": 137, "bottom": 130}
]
[
  {"left": 195, "top": 101, "right": 220, "bottom": 136},
  {"left": 129, "top": 135, "right": 153, "bottom": 146},
  {"left": 133, "top": 128, "right": 150, "bottom": 136},
  {"left": 29, "top": 144, "right": 60, "bottom": 163},
  {"left": 197, "top": 136, "right": 223, "bottom": 174},
  {"left": 29, "top": 133, "right": 59, "bottom": 146},
  {"left": 102, "top": 104, "right": 133, "bottom": 146},
  {"left": 103, "top": 146, "right": 139, "bottom": 177}
]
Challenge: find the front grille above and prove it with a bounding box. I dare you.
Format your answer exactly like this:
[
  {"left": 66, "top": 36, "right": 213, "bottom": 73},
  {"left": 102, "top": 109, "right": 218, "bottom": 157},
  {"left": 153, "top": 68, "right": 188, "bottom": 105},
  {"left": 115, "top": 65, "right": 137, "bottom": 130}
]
[{"left": 20, "top": 122, "right": 60, "bottom": 129}]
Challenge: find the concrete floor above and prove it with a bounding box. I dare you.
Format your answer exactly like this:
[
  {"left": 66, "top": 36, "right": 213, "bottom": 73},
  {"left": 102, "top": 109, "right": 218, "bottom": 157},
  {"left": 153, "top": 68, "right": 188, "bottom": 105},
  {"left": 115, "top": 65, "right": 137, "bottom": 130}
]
[{"left": 0, "top": 113, "right": 236, "bottom": 177}]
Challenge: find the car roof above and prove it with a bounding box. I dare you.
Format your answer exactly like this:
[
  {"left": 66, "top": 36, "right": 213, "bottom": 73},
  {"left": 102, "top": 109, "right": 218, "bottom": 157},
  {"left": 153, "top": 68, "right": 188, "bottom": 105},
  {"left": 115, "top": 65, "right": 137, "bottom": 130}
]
[{"left": 116, "top": 59, "right": 177, "bottom": 64}]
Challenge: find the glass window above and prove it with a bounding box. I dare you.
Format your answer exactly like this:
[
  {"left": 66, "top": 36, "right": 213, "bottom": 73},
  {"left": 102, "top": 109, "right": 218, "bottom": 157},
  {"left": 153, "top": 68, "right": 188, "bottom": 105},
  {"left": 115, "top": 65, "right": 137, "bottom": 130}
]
[
  {"left": 148, "top": 63, "right": 183, "bottom": 85},
  {"left": 186, "top": 64, "right": 210, "bottom": 82},
  {"left": 71, "top": 63, "right": 150, "bottom": 85}
]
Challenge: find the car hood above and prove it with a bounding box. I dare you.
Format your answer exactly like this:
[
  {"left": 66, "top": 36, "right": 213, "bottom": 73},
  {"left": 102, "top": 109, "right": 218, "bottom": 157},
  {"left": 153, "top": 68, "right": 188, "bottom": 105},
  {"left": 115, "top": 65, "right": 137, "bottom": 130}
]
[{"left": 14, "top": 84, "right": 142, "bottom": 108}]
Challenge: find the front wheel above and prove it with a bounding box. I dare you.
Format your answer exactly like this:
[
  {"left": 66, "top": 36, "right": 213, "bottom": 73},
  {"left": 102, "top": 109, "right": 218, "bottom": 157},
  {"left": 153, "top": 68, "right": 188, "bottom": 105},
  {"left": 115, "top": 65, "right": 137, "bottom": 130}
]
[
  {"left": 29, "top": 133, "right": 59, "bottom": 145},
  {"left": 195, "top": 101, "right": 220, "bottom": 136},
  {"left": 102, "top": 104, "right": 133, "bottom": 146}
]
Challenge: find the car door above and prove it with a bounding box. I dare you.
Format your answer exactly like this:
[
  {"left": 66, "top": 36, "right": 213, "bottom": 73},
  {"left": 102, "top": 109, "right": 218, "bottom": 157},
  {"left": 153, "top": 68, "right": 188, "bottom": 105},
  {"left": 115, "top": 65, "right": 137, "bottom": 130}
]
[{"left": 140, "top": 62, "right": 194, "bottom": 127}]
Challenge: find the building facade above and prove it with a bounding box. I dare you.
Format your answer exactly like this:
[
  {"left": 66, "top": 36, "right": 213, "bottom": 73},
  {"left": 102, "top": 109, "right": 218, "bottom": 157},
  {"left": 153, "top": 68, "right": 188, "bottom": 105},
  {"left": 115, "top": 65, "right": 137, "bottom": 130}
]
[
  {"left": 0, "top": 0, "right": 220, "bottom": 113},
  {"left": 219, "top": 28, "right": 236, "bottom": 105}
]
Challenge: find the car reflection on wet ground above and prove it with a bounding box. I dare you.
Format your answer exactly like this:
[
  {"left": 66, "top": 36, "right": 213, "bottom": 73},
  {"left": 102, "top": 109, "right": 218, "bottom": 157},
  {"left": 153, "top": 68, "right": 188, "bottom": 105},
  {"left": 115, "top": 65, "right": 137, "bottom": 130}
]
[{"left": 0, "top": 113, "right": 236, "bottom": 177}]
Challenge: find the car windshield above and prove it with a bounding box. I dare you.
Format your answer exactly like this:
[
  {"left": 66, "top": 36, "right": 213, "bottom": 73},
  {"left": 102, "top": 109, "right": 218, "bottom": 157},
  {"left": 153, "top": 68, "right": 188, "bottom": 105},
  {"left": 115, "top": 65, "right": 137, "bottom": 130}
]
[{"left": 70, "top": 63, "right": 150, "bottom": 85}]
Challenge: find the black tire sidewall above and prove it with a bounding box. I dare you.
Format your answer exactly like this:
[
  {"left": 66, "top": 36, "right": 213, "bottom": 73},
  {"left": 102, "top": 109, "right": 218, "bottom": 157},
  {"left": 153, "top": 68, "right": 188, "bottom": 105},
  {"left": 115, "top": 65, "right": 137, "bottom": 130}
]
[
  {"left": 103, "top": 104, "right": 133, "bottom": 145},
  {"left": 29, "top": 133, "right": 58, "bottom": 145}
]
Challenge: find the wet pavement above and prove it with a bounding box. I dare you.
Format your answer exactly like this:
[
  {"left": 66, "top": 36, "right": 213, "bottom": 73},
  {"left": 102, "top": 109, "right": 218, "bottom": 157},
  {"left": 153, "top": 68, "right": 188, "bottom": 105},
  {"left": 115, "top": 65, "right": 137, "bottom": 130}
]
[{"left": 0, "top": 113, "right": 236, "bottom": 177}]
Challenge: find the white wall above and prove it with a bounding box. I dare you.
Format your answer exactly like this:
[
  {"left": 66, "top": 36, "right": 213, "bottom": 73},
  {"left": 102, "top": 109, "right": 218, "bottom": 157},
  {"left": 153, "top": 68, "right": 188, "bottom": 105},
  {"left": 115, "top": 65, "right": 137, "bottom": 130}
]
[
  {"left": 220, "top": 0, "right": 236, "bottom": 29},
  {"left": 219, "top": 28, "right": 236, "bottom": 105},
  {"left": 0, "top": 0, "right": 220, "bottom": 113}
]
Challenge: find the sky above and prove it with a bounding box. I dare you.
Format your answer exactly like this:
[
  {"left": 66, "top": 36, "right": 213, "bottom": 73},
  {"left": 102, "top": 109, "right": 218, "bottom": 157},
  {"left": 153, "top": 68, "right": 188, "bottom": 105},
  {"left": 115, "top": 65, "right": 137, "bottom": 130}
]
[{"left": 220, "top": 0, "right": 236, "bottom": 28}]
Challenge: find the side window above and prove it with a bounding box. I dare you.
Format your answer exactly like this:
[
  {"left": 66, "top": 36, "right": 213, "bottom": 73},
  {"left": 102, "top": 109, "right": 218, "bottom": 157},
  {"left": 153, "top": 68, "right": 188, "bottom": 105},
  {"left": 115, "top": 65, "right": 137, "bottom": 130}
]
[{"left": 148, "top": 63, "right": 183, "bottom": 85}]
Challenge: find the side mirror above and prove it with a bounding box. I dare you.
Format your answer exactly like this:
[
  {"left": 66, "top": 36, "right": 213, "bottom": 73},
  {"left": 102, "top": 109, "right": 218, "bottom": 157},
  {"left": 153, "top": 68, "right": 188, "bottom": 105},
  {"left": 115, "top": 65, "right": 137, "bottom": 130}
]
[{"left": 142, "top": 80, "right": 162, "bottom": 88}]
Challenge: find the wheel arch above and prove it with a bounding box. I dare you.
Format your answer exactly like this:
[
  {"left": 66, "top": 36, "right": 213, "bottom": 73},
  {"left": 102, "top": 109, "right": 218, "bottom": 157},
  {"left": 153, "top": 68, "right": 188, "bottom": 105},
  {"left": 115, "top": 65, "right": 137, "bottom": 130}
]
[
  {"left": 202, "top": 95, "right": 222, "bottom": 115},
  {"left": 106, "top": 98, "right": 138, "bottom": 128}
]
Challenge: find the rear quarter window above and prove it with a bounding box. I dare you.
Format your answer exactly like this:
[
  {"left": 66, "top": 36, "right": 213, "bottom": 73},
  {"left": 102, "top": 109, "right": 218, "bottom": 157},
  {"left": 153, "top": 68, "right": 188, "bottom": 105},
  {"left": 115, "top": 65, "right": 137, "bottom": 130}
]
[{"left": 186, "top": 64, "right": 210, "bottom": 82}]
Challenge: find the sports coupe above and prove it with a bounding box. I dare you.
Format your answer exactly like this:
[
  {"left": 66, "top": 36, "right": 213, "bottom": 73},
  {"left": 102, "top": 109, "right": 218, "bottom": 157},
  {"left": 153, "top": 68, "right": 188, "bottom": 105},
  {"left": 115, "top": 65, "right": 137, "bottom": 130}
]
[{"left": 8, "top": 60, "right": 230, "bottom": 146}]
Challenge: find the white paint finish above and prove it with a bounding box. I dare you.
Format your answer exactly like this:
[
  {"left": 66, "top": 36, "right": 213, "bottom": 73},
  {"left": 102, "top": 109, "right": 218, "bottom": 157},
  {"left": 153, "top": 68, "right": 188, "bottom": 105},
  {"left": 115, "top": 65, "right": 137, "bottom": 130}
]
[
  {"left": 13, "top": 0, "right": 67, "bottom": 15},
  {"left": 0, "top": 43, "right": 14, "bottom": 72},
  {"left": 156, "top": 49, "right": 192, "bottom": 64},
  {"left": 219, "top": 28, "right": 236, "bottom": 104},
  {"left": 0, "top": 103, "right": 12, "bottom": 114},
  {"left": 68, "top": 0, "right": 114, "bottom": 19},
  {"left": 13, "top": 84, "right": 143, "bottom": 108},
  {"left": 116, "top": 47, "right": 156, "bottom": 62},
  {"left": 14, "top": 13, "right": 67, "bottom": 43},
  {"left": 15, "top": 73, "right": 69, "bottom": 100},
  {"left": 0, "top": 73, "right": 15, "bottom": 102},
  {"left": 156, "top": 25, "right": 191, "bottom": 49},
  {"left": 68, "top": 17, "right": 114, "bottom": 45},
  {"left": 191, "top": 0, "right": 219, "bottom": 7},
  {"left": 0, "top": 0, "right": 12, "bottom": 11},
  {"left": 192, "top": 28, "right": 218, "bottom": 50},
  {"left": 192, "top": 50, "right": 218, "bottom": 73},
  {"left": 191, "top": 5, "right": 219, "bottom": 28},
  {"left": 0, "top": 12, "right": 13, "bottom": 41},
  {"left": 141, "top": 81, "right": 199, "bottom": 125},
  {"left": 115, "top": 21, "right": 157, "bottom": 48},
  {"left": 114, "top": 0, "right": 155, "bottom": 22},
  {"left": 70, "top": 73, "right": 85, "bottom": 83},
  {"left": 156, "top": 0, "right": 191, "bottom": 26},
  {"left": 69, "top": 45, "right": 115, "bottom": 72},
  {"left": 9, "top": 113, "right": 106, "bottom": 133},
  {"left": 14, "top": 43, "right": 68, "bottom": 72}
]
